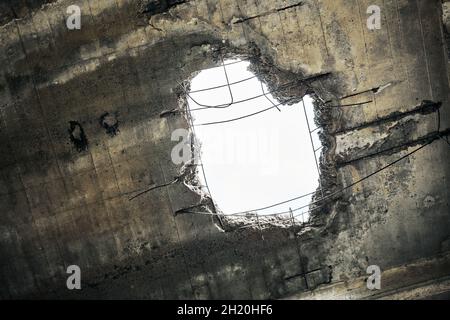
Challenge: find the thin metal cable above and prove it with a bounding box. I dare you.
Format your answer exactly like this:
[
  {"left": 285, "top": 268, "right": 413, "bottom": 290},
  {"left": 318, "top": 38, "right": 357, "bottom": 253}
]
[
  {"left": 302, "top": 98, "right": 324, "bottom": 200},
  {"left": 194, "top": 99, "right": 295, "bottom": 126},
  {"left": 228, "top": 189, "right": 316, "bottom": 216},
  {"left": 255, "top": 61, "right": 281, "bottom": 112},
  {"left": 260, "top": 79, "right": 281, "bottom": 111},
  {"left": 189, "top": 75, "right": 257, "bottom": 93},
  {"left": 185, "top": 90, "right": 225, "bottom": 228},
  {"left": 129, "top": 178, "right": 179, "bottom": 201},
  {"left": 310, "top": 126, "right": 321, "bottom": 133},
  {"left": 184, "top": 56, "right": 235, "bottom": 109},
  {"left": 324, "top": 100, "right": 373, "bottom": 108},
  {"left": 221, "top": 55, "right": 235, "bottom": 106}
]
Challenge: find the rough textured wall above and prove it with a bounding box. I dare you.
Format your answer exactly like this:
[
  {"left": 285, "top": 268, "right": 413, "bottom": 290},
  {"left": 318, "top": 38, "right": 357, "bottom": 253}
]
[{"left": 0, "top": 0, "right": 449, "bottom": 299}]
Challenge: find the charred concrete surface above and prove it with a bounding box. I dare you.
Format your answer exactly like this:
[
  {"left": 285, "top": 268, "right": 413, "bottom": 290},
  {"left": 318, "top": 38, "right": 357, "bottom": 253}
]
[
  {"left": 0, "top": 0, "right": 449, "bottom": 299},
  {"left": 68, "top": 120, "right": 89, "bottom": 152},
  {"left": 99, "top": 112, "right": 120, "bottom": 137}
]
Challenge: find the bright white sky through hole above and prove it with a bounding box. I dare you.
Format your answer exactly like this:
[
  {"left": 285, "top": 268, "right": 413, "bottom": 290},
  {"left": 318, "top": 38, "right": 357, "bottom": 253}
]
[{"left": 187, "top": 59, "right": 322, "bottom": 222}]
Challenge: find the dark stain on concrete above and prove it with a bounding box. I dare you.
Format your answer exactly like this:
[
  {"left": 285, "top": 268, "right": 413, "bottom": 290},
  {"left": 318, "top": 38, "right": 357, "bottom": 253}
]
[
  {"left": 68, "top": 121, "right": 88, "bottom": 152},
  {"left": 99, "top": 112, "right": 119, "bottom": 137},
  {"left": 142, "top": 0, "right": 187, "bottom": 16},
  {"left": 4, "top": 73, "right": 31, "bottom": 96},
  {"left": 0, "top": 0, "right": 57, "bottom": 26}
]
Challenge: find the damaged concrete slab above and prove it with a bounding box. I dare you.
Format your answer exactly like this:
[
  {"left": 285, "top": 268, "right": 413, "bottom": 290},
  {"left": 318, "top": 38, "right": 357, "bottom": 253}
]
[{"left": 0, "top": 0, "right": 449, "bottom": 300}]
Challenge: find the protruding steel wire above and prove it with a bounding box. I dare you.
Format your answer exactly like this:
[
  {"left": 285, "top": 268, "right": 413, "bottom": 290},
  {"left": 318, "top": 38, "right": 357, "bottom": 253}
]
[{"left": 302, "top": 98, "right": 324, "bottom": 200}]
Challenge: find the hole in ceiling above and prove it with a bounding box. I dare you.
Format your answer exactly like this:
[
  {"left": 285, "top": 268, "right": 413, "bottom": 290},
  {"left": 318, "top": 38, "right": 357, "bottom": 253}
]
[{"left": 186, "top": 59, "right": 323, "bottom": 223}]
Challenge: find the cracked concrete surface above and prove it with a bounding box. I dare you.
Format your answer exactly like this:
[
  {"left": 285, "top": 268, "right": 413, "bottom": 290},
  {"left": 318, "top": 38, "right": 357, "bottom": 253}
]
[{"left": 0, "top": 0, "right": 449, "bottom": 299}]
